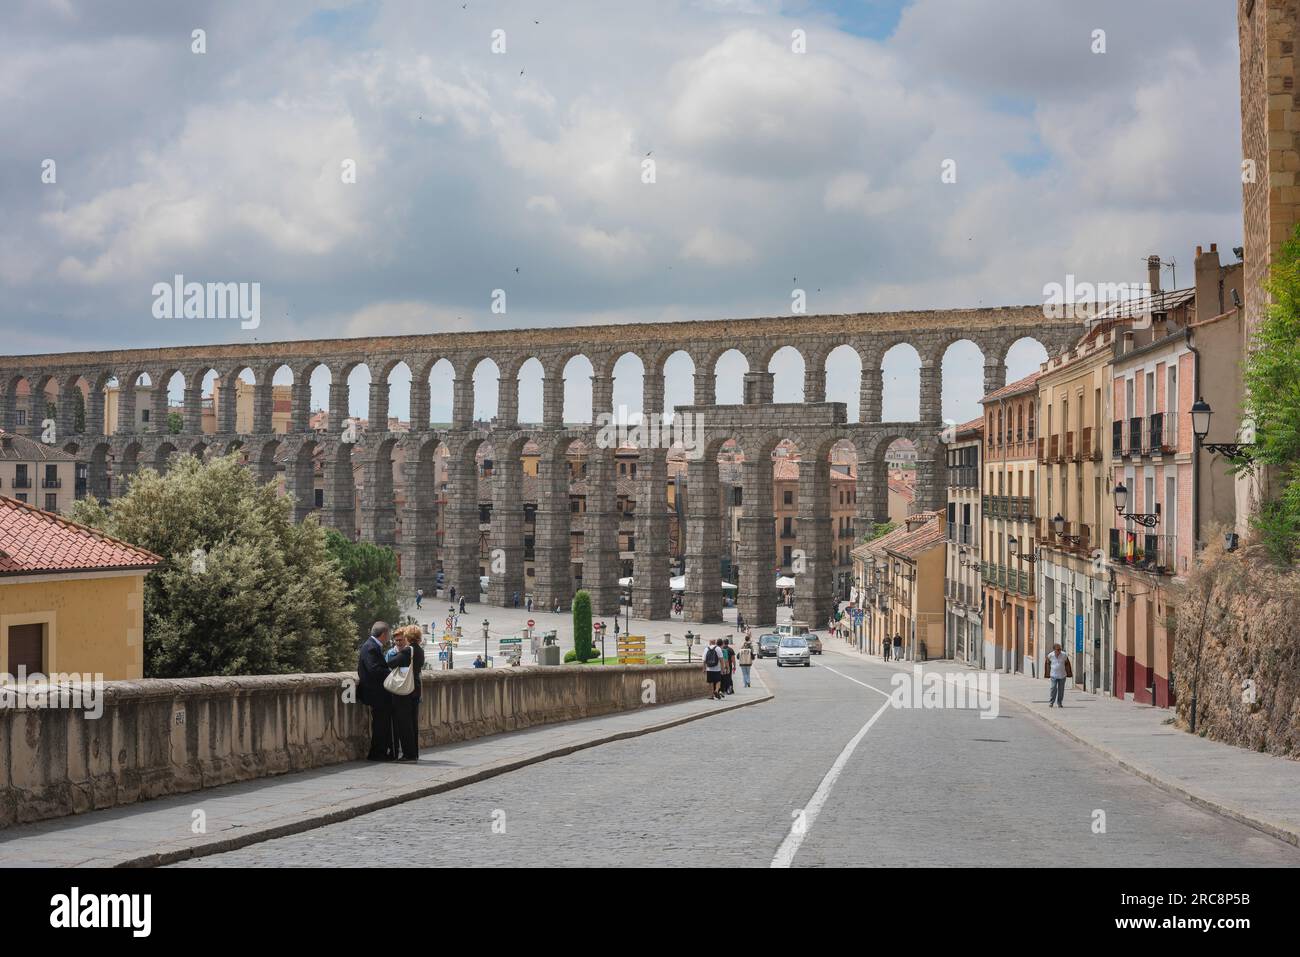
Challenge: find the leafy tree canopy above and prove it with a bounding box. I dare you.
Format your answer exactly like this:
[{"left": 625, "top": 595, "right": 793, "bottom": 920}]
[{"left": 68, "top": 454, "right": 357, "bottom": 677}]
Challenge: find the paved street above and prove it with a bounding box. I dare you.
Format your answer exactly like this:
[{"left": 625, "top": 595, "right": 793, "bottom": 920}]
[{"left": 178, "top": 648, "right": 1300, "bottom": 868}]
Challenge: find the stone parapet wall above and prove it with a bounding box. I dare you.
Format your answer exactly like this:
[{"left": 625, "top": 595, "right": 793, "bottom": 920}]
[{"left": 0, "top": 663, "right": 705, "bottom": 828}]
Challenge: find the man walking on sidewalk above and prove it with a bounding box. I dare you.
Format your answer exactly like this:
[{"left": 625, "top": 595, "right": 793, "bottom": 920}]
[
  {"left": 703, "top": 638, "right": 723, "bottom": 700},
  {"left": 737, "top": 636, "right": 754, "bottom": 688},
  {"left": 1046, "top": 642, "right": 1072, "bottom": 708}
]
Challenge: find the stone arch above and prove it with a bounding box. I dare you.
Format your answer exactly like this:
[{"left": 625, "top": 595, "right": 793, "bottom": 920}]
[
  {"left": 468, "top": 356, "right": 500, "bottom": 426},
  {"left": 609, "top": 351, "right": 646, "bottom": 422},
  {"left": 880, "top": 341, "right": 921, "bottom": 422},
  {"left": 711, "top": 348, "right": 749, "bottom": 406},
  {"left": 560, "top": 354, "right": 594, "bottom": 426},
  {"left": 514, "top": 356, "right": 545, "bottom": 426},
  {"left": 152, "top": 440, "right": 179, "bottom": 474},
  {"left": 939, "top": 337, "right": 986, "bottom": 427},
  {"left": 768, "top": 345, "right": 806, "bottom": 404},
  {"left": 421, "top": 357, "right": 456, "bottom": 427}
]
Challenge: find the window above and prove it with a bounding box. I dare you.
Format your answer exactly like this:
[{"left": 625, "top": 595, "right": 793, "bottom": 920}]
[
  {"left": 782, "top": 516, "right": 794, "bottom": 537},
  {"left": 141, "top": 409, "right": 150, "bottom": 423},
  {"left": 314, "top": 488, "right": 324, "bottom": 508},
  {"left": 782, "top": 545, "right": 793, "bottom": 566},
  {"left": 783, "top": 490, "right": 793, "bottom": 506},
  {"left": 1166, "top": 363, "right": 1178, "bottom": 443},
  {"left": 15, "top": 409, "right": 26, "bottom": 427},
  {"left": 45, "top": 494, "right": 58, "bottom": 511}
]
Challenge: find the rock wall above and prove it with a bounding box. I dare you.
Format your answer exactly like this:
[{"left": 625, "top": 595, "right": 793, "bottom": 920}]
[{"left": 1174, "top": 542, "right": 1300, "bottom": 758}]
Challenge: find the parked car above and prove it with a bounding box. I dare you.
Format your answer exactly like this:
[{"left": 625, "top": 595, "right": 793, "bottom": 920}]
[
  {"left": 758, "top": 633, "right": 781, "bottom": 658},
  {"left": 777, "top": 636, "right": 811, "bottom": 667},
  {"left": 803, "top": 632, "right": 824, "bottom": 655}
]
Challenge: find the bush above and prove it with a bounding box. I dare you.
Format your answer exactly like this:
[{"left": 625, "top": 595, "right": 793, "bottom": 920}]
[
  {"left": 563, "top": 649, "right": 579, "bottom": 663},
  {"left": 1243, "top": 223, "right": 1300, "bottom": 563},
  {"left": 67, "top": 453, "right": 357, "bottom": 677},
  {"left": 572, "top": 590, "right": 594, "bottom": 661}
]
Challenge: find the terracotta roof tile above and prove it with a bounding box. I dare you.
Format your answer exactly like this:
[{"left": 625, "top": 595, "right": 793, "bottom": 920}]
[
  {"left": 980, "top": 370, "right": 1042, "bottom": 404},
  {"left": 0, "top": 495, "right": 162, "bottom": 577}
]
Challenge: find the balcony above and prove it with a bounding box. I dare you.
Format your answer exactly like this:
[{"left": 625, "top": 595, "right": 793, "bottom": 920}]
[
  {"left": 12, "top": 476, "right": 31, "bottom": 489},
  {"left": 1112, "top": 420, "right": 1123, "bottom": 457},
  {"left": 1048, "top": 434, "right": 1060, "bottom": 463},
  {"left": 1128, "top": 416, "right": 1143, "bottom": 457},
  {"left": 1082, "top": 425, "right": 1100, "bottom": 461},
  {"left": 1064, "top": 430, "right": 1076, "bottom": 462},
  {"left": 1147, "top": 412, "right": 1163, "bottom": 455},
  {"left": 1113, "top": 530, "right": 1177, "bottom": 575},
  {"left": 42, "top": 477, "right": 62, "bottom": 489}
]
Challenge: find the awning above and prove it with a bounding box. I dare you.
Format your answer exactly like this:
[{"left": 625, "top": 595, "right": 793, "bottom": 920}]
[{"left": 776, "top": 576, "right": 796, "bottom": 589}]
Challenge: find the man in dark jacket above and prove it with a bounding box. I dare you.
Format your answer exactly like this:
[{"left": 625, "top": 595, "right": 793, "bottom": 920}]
[{"left": 358, "top": 621, "right": 394, "bottom": 760}]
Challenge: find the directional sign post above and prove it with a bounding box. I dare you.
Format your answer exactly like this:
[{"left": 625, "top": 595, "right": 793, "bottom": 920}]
[{"left": 617, "top": 634, "right": 647, "bottom": 665}]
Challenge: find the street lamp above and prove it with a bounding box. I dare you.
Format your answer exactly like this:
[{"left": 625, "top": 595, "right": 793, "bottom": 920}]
[
  {"left": 1190, "top": 396, "right": 1255, "bottom": 462},
  {"left": 1112, "top": 483, "right": 1160, "bottom": 528},
  {"left": 1051, "top": 513, "right": 1082, "bottom": 546},
  {"left": 1008, "top": 534, "right": 1036, "bottom": 564}
]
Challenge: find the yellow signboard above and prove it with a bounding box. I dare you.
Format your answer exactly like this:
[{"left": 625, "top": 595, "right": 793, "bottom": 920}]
[{"left": 617, "top": 635, "right": 647, "bottom": 664}]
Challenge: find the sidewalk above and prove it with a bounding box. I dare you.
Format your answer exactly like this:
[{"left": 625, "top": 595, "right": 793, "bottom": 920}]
[
  {"left": 0, "top": 674, "right": 771, "bottom": 867},
  {"left": 823, "top": 638, "right": 1300, "bottom": 847}
]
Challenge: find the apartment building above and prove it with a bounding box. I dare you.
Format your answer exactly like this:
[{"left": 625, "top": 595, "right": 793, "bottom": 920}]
[
  {"left": 0, "top": 431, "right": 77, "bottom": 514},
  {"left": 1037, "top": 327, "right": 1116, "bottom": 693},
  {"left": 944, "top": 418, "right": 983, "bottom": 665},
  {"left": 1108, "top": 245, "right": 1244, "bottom": 706},
  {"left": 980, "top": 372, "right": 1039, "bottom": 673}
]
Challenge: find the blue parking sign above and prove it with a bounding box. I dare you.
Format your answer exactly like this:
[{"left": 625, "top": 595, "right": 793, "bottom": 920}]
[{"left": 1075, "top": 615, "right": 1084, "bottom": 654}]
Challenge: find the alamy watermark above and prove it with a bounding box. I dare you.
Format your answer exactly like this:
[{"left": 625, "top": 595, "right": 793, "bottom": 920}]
[
  {"left": 152, "top": 274, "right": 261, "bottom": 330},
  {"left": 1042, "top": 274, "right": 1153, "bottom": 327},
  {"left": 594, "top": 405, "right": 704, "bottom": 460},
  {"left": 0, "top": 668, "right": 105, "bottom": 719},
  {"left": 889, "top": 665, "right": 999, "bottom": 719}
]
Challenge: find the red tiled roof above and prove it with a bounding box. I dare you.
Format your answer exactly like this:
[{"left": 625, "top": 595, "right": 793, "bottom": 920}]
[
  {"left": 0, "top": 495, "right": 162, "bottom": 577},
  {"left": 980, "top": 370, "right": 1042, "bottom": 405}
]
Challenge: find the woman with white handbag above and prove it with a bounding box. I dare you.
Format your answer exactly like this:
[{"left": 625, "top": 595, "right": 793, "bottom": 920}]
[{"left": 384, "top": 626, "right": 425, "bottom": 762}]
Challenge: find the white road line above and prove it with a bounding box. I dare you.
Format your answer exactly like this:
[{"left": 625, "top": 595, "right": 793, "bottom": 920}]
[
  {"left": 820, "top": 664, "right": 896, "bottom": 700},
  {"left": 771, "top": 665, "right": 900, "bottom": 868}
]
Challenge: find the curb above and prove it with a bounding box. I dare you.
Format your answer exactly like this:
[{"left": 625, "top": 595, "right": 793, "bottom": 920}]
[
  {"left": 822, "top": 641, "right": 1300, "bottom": 850},
  {"left": 108, "top": 688, "right": 774, "bottom": 869}
]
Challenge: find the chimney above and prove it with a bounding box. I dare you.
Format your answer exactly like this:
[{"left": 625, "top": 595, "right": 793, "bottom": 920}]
[
  {"left": 1147, "top": 255, "right": 1162, "bottom": 294},
  {"left": 1195, "top": 242, "right": 1224, "bottom": 317}
]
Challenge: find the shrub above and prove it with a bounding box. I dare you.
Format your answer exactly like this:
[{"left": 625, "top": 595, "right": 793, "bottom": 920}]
[{"left": 572, "top": 590, "right": 594, "bottom": 661}]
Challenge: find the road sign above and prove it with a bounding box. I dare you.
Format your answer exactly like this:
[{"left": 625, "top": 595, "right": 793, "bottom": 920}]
[
  {"left": 527, "top": 619, "right": 535, "bottom": 628},
  {"left": 1075, "top": 615, "right": 1084, "bottom": 655},
  {"left": 617, "top": 634, "right": 647, "bottom": 665}
]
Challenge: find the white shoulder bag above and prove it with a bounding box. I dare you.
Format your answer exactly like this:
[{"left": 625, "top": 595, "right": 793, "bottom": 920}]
[{"left": 384, "top": 651, "right": 417, "bottom": 696}]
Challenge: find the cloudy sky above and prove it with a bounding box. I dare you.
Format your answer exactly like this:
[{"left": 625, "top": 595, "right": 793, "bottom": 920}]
[{"left": 1, "top": 0, "right": 1243, "bottom": 425}]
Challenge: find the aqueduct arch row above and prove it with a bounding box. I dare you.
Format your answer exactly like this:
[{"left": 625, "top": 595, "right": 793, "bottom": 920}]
[{"left": 0, "top": 307, "right": 1082, "bottom": 626}]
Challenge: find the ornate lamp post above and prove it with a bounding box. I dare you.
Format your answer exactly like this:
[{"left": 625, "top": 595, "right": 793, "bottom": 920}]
[{"left": 1191, "top": 397, "right": 1255, "bottom": 463}]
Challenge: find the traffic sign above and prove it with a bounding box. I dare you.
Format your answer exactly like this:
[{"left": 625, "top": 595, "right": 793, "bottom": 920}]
[{"left": 527, "top": 619, "right": 535, "bottom": 628}]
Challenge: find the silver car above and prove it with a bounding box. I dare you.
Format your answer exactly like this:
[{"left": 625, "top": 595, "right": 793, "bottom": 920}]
[{"left": 776, "top": 636, "right": 811, "bottom": 667}]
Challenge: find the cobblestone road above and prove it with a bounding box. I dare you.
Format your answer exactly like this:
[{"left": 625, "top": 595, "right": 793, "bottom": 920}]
[{"left": 178, "top": 654, "right": 1300, "bottom": 867}]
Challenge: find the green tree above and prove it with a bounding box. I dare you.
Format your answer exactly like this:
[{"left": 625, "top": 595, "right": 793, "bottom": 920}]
[
  {"left": 67, "top": 453, "right": 357, "bottom": 677},
  {"left": 1242, "top": 223, "right": 1300, "bottom": 563},
  {"left": 863, "top": 520, "right": 897, "bottom": 543},
  {"left": 324, "top": 528, "right": 400, "bottom": 640},
  {"left": 572, "top": 590, "right": 595, "bottom": 661},
  {"left": 167, "top": 411, "right": 184, "bottom": 434}
]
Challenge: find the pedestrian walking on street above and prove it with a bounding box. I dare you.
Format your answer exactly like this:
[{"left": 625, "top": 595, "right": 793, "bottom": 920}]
[
  {"left": 737, "top": 611, "right": 746, "bottom": 633},
  {"left": 450, "top": 584, "right": 457, "bottom": 604},
  {"left": 387, "top": 626, "right": 424, "bottom": 762},
  {"left": 737, "top": 637, "right": 754, "bottom": 688},
  {"left": 719, "top": 638, "right": 734, "bottom": 695},
  {"left": 703, "top": 638, "right": 723, "bottom": 699},
  {"left": 883, "top": 636, "right": 891, "bottom": 661},
  {"left": 459, "top": 595, "right": 467, "bottom": 614},
  {"left": 513, "top": 591, "right": 520, "bottom": 608},
  {"left": 892, "top": 633, "right": 903, "bottom": 661},
  {"left": 1046, "top": 642, "right": 1072, "bottom": 708},
  {"left": 358, "top": 621, "right": 395, "bottom": 761},
  {"left": 473, "top": 654, "right": 486, "bottom": 669},
  {"left": 527, "top": 595, "right": 534, "bottom": 613},
  {"left": 415, "top": 588, "right": 423, "bottom": 610}
]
